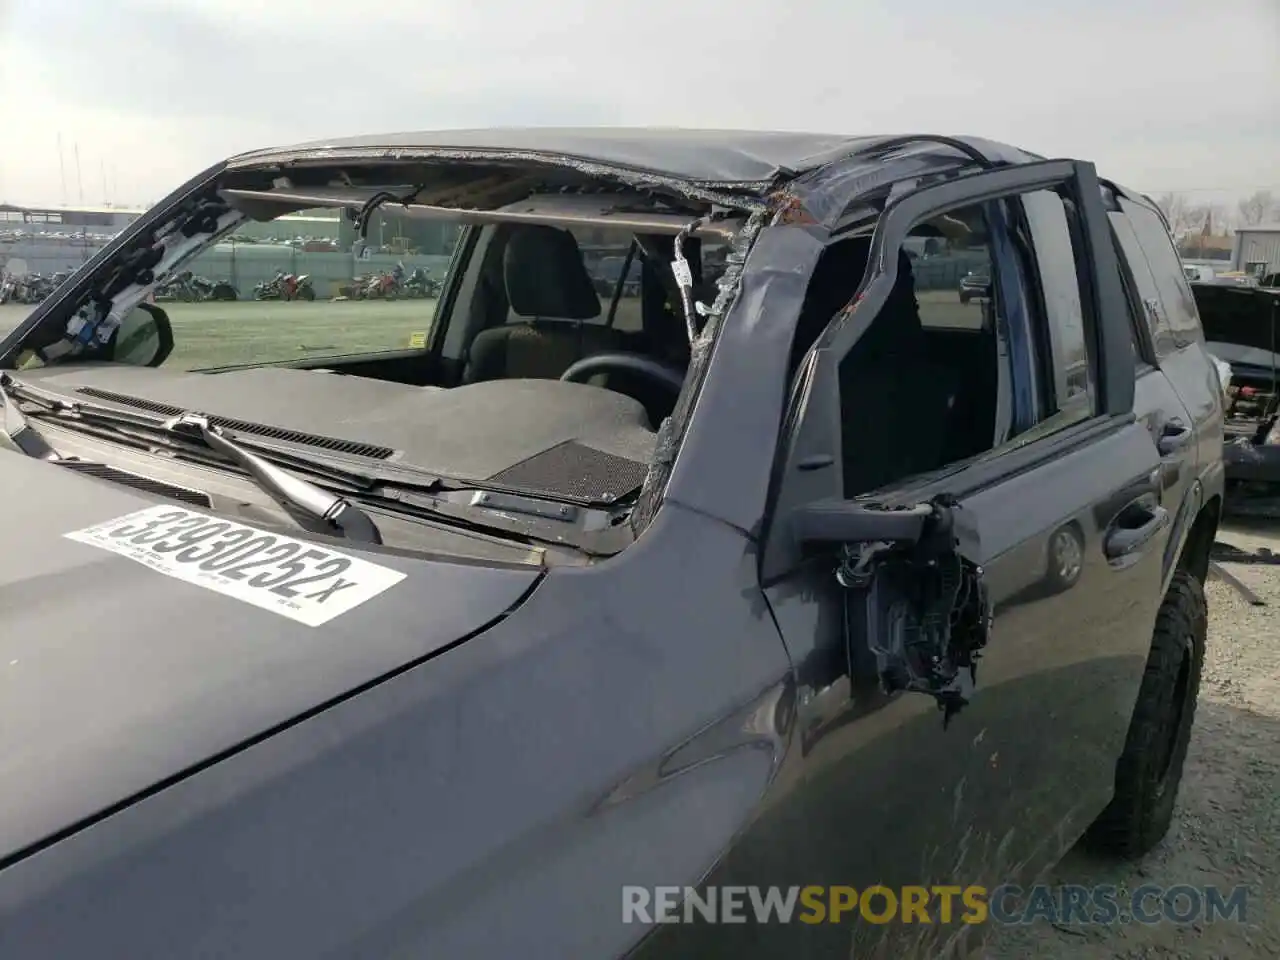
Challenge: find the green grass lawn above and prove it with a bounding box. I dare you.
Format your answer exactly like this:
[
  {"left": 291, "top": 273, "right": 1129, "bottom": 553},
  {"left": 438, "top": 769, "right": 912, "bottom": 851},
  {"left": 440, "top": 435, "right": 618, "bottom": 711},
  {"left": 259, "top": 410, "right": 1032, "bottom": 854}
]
[
  {"left": 0, "top": 288, "right": 976, "bottom": 370},
  {"left": 0, "top": 299, "right": 439, "bottom": 370}
]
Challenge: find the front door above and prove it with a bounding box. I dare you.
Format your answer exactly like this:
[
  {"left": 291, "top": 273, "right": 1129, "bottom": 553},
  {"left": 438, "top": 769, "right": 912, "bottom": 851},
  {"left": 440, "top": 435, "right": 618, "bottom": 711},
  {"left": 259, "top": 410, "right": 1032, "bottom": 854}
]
[{"left": 713, "top": 162, "right": 1172, "bottom": 959}]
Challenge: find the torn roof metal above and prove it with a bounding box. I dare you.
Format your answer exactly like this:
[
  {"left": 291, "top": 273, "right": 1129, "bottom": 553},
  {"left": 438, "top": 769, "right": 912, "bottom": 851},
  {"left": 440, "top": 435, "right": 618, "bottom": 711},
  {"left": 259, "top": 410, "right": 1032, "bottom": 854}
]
[
  {"left": 224, "top": 127, "right": 1045, "bottom": 197},
  {"left": 227, "top": 128, "right": 883, "bottom": 187}
]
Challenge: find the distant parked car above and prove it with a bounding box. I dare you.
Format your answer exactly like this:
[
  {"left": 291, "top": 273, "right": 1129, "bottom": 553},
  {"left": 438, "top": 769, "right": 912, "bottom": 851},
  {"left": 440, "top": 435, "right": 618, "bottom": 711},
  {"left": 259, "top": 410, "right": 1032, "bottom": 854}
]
[{"left": 958, "top": 269, "right": 990, "bottom": 303}]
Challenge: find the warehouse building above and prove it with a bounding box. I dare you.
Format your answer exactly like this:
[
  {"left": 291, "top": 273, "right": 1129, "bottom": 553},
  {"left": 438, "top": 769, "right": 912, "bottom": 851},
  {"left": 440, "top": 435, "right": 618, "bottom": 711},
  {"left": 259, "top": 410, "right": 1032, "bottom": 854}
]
[
  {"left": 1233, "top": 224, "right": 1280, "bottom": 279},
  {"left": 0, "top": 202, "right": 144, "bottom": 233}
]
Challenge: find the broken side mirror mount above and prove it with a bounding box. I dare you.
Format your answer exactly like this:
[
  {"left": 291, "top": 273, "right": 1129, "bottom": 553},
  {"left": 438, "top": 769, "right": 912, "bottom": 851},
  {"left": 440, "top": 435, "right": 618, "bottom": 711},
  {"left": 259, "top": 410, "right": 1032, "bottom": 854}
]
[
  {"left": 793, "top": 495, "right": 992, "bottom": 728},
  {"left": 791, "top": 499, "right": 940, "bottom": 550}
]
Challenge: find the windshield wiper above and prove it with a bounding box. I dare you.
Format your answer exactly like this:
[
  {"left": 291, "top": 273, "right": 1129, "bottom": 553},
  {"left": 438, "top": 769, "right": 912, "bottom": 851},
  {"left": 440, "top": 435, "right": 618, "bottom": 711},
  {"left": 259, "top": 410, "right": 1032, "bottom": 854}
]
[
  {"left": 162, "top": 413, "right": 382, "bottom": 545},
  {"left": 2, "top": 382, "right": 375, "bottom": 545},
  {"left": 7, "top": 381, "right": 386, "bottom": 490},
  {"left": 0, "top": 374, "right": 61, "bottom": 460},
  {"left": 4, "top": 378, "right": 622, "bottom": 550}
]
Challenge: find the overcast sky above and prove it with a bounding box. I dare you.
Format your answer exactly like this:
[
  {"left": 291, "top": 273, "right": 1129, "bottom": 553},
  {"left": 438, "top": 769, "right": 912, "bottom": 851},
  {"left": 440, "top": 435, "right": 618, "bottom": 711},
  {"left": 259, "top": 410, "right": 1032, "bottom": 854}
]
[{"left": 0, "top": 0, "right": 1276, "bottom": 209}]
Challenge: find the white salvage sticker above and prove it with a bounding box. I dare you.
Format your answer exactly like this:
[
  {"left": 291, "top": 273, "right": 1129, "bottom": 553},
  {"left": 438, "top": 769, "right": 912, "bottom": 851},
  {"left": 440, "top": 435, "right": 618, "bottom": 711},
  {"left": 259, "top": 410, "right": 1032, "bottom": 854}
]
[{"left": 64, "top": 505, "right": 406, "bottom": 627}]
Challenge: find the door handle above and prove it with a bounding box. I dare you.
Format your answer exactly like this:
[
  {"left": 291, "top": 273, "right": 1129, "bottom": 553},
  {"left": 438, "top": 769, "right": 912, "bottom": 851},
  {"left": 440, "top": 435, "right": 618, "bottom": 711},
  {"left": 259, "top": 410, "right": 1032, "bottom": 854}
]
[
  {"left": 1157, "top": 419, "right": 1192, "bottom": 456},
  {"left": 1104, "top": 500, "right": 1169, "bottom": 561}
]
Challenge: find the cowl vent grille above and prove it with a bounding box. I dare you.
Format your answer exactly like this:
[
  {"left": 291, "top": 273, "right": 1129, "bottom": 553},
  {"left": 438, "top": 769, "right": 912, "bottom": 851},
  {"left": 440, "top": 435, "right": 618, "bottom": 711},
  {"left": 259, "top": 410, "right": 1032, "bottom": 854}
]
[
  {"left": 57, "top": 461, "right": 213, "bottom": 508},
  {"left": 74, "top": 387, "right": 395, "bottom": 460}
]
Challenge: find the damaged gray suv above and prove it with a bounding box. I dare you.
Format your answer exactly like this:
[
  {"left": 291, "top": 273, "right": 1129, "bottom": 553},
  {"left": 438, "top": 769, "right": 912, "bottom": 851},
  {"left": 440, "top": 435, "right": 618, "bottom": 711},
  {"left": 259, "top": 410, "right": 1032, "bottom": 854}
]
[{"left": 0, "top": 129, "right": 1224, "bottom": 959}]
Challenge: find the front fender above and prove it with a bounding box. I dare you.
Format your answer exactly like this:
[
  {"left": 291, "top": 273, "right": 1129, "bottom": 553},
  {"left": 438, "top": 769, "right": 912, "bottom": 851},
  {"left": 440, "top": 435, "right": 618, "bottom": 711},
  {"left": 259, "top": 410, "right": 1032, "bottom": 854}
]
[{"left": 0, "top": 504, "right": 793, "bottom": 960}]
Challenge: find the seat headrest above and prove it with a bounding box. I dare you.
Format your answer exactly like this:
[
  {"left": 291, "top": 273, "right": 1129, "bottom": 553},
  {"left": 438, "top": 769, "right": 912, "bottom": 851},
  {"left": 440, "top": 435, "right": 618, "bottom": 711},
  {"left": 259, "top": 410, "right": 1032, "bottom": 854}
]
[{"left": 503, "top": 225, "right": 601, "bottom": 321}]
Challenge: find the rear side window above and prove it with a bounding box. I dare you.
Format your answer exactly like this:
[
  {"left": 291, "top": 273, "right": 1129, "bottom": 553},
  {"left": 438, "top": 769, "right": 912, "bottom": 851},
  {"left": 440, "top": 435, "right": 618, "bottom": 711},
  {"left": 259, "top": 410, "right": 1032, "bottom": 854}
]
[
  {"left": 1019, "top": 191, "right": 1092, "bottom": 413},
  {"left": 1115, "top": 198, "right": 1202, "bottom": 348}
]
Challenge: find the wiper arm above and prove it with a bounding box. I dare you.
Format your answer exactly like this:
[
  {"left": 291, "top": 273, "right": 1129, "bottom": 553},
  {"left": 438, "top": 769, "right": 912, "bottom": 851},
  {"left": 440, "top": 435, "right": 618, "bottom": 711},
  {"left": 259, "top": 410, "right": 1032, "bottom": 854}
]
[
  {"left": 0, "top": 374, "right": 61, "bottom": 460},
  {"left": 163, "top": 413, "right": 382, "bottom": 545},
  {"left": 9, "top": 381, "right": 385, "bottom": 490}
]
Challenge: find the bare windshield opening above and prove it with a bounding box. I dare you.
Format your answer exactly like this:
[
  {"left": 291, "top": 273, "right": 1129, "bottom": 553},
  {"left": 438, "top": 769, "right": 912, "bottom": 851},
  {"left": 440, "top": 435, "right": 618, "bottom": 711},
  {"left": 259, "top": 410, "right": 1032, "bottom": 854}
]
[{"left": 137, "top": 207, "right": 464, "bottom": 370}]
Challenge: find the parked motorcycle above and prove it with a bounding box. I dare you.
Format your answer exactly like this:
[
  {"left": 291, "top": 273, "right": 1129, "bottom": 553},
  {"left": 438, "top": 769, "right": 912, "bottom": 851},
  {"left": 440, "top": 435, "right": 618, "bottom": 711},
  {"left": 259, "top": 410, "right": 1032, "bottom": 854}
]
[
  {"left": 13, "top": 273, "right": 58, "bottom": 304},
  {"left": 363, "top": 264, "right": 405, "bottom": 300},
  {"left": 405, "top": 267, "right": 442, "bottom": 298},
  {"left": 188, "top": 275, "right": 239, "bottom": 301},
  {"left": 5, "top": 276, "right": 34, "bottom": 304},
  {"left": 253, "top": 271, "right": 287, "bottom": 300},
  {"left": 341, "top": 274, "right": 371, "bottom": 300},
  {"left": 254, "top": 271, "right": 316, "bottom": 301},
  {"left": 156, "top": 272, "right": 198, "bottom": 302},
  {"left": 289, "top": 274, "right": 316, "bottom": 301}
]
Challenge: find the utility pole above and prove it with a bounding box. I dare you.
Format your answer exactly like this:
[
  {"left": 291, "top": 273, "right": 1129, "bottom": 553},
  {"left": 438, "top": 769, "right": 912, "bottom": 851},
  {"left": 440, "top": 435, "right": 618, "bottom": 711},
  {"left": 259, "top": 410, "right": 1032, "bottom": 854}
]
[
  {"left": 57, "top": 133, "right": 69, "bottom": 204},
  {"left": 74, "top": 143, "right": 85, "bottom": 205}
]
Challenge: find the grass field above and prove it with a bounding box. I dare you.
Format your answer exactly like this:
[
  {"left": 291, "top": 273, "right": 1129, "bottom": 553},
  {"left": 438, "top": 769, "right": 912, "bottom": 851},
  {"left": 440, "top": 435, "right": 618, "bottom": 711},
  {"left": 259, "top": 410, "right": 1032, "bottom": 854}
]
[
  {"left": 0, "top": 300, "right": 440, "bottom": 370},
  {"left": 0, "top": 288, "right": 982, "bottom": 369}
]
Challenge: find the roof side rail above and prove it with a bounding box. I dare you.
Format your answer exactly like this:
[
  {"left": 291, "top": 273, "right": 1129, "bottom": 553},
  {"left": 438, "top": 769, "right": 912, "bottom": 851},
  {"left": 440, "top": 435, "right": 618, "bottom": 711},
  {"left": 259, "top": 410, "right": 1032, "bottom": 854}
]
[{"left": 854, "top": 135, "right": 996, "bottom": 166}]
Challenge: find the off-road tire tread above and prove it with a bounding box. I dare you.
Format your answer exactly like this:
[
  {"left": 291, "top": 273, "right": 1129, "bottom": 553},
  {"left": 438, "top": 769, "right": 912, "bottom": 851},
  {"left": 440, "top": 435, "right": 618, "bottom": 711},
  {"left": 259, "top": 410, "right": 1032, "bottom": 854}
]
[{"left": 1082, "top": 570, "right": 1206, "bottom": 858}]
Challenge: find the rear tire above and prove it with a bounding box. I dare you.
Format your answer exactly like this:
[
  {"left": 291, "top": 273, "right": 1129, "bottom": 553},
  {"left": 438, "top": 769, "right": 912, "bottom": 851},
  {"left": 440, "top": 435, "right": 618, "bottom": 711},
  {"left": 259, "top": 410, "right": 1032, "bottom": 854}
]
[{"left": 1082, "top": 570, "right": 1206, "bottom": 858}]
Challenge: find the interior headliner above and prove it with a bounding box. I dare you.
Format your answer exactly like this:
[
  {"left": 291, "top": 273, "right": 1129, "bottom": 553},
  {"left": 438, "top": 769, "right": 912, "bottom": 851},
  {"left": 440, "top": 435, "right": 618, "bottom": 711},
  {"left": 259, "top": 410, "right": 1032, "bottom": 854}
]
[{"left": 220, "top": 187, "right": 747, "bottom": 238}]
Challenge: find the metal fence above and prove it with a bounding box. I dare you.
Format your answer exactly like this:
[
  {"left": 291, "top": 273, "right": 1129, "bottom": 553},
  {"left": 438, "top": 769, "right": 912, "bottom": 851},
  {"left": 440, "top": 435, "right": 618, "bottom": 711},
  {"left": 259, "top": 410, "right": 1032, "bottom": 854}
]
[
  {"left": 3, "top": 211, "right": 991, "bottom": 300},
  {"left": 182, "top": 245, "right": 454, "bottom": 299},
  {"left": 0, "top": 240, "right": 453, "bottom": 299},
  {"left": 0, "top": 207, "right": 461, "bottom": 294},
  {"left": 0, "top": 238, "right": 103, "bottom": 277}
]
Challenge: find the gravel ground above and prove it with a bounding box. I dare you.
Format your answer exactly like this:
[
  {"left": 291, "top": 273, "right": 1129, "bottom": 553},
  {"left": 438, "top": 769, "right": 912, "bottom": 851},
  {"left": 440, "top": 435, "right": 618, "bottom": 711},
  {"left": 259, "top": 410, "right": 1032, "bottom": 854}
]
[{"left": 982, "top": 515, "right": 1280, "bottom": 960}]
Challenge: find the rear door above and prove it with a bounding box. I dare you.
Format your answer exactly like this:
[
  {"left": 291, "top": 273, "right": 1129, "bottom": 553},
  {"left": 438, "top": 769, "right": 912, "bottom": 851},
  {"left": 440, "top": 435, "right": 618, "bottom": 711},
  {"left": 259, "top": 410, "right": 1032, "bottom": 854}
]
[
  {"left": 754, "top": 161, "right": 1170, "bottom": 958},
  {"left": 1106, "top": 201, "right": 1202, "bottom": 586}
]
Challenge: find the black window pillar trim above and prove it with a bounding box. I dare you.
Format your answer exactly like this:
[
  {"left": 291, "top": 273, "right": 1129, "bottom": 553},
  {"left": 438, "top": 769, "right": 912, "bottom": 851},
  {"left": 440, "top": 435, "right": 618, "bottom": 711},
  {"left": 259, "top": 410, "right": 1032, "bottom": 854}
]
[
  {"left": 1069, "top": 162, "right": 1133, "bottom": 418},
  {"left": 0, "top": 161, "right": 229, "bottom": 367},
  {"left": 759, "top": 159, "right": 1128, "bottom": 582}
]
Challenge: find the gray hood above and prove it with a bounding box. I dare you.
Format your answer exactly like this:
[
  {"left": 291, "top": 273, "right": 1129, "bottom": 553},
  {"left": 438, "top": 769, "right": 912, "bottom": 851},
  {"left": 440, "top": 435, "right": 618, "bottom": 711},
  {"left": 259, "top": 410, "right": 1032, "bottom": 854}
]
[{"left": 0, "top": 452, "right": 542, "bottom": 863}]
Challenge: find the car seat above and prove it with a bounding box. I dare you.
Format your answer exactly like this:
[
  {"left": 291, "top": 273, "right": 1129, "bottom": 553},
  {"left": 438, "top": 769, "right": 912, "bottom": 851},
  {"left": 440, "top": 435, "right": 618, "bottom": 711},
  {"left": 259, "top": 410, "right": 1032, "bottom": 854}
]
[
  {"left": 461, "top": 225, "right": 628, "bottom": 383},
  {"left": 838, "top": 250, "right": 960, "bottom": 497}
]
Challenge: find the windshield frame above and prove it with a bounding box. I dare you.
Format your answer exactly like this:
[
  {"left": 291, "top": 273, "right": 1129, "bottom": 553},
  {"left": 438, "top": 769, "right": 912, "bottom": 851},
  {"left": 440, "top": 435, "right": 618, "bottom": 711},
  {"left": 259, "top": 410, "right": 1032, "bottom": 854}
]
[
  {"left": 0, "top": 151, "right": 769, "bottom": 551},
  {"left": 4, "top": 180, "right": 747, "bottom": 375},
  {"left": 0, "top": 161, "right": 231, "bottom": 366}
]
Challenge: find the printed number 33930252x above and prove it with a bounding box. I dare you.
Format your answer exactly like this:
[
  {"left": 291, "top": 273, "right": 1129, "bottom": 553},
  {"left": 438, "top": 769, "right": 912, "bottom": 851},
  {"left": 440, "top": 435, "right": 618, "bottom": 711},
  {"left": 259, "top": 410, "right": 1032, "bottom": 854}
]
[{"left": 64, "top": 506, "right": 407, "bottom": 627}]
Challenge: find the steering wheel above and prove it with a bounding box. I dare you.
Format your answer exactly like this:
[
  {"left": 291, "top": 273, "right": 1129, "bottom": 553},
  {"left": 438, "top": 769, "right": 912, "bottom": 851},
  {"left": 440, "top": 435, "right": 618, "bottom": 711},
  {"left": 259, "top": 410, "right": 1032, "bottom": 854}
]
[{"left": 559, "top": 352, "right": 686, "bottom": 395}]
